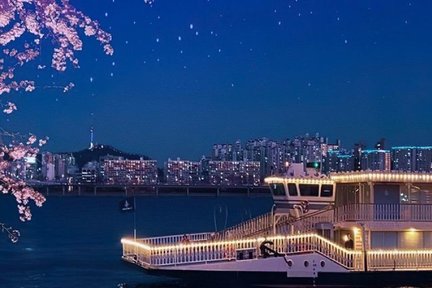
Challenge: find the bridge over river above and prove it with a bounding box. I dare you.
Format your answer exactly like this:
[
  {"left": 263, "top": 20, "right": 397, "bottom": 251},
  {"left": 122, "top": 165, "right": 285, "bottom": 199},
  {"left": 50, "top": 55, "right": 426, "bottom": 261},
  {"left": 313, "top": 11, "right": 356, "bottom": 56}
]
[{"left": 29, "top": 182, "right": 270, "bottom": 197}]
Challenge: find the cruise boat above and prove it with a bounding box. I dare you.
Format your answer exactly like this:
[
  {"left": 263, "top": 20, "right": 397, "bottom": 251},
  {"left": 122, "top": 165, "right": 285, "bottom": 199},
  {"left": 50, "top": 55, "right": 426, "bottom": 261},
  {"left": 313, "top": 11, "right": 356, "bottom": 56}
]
[{"left": 121, "top": 167, "right": 432, "bottom": 286}]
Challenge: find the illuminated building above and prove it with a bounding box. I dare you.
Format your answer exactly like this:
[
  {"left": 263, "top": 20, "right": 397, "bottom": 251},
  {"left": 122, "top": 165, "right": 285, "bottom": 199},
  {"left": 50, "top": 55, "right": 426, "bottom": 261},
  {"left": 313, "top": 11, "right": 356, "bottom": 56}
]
[
  {"left": 212, "top": 144, "right": 234, "bottom": 161},
  {"left": 245, "top": 138, "right": 284, "bottom": 179},
  {"left": 323, "top": 150, "right": 355, "bottom": 173},
  {"left": 165, "top": 158, "right": 201, "bottom": 185},
  {"left": 41, "top": 152, "right": 55, "bottom": 181},
  {"left": 9, "top": 157, "right": 38, "bottom": 180},
  {"left": 104, "top": 158, "right": 158, "bottom": 185},
  {"left": 360, "top": 149, "right": 391, "bottom": 171},
  {"left": 208, "top": 160, "right": 260, "bottom": 186},
  {"left": 415, "top": 146, "right": 432, "bottom": 172},
  {"left": 391, "top": 146, "right": 416, "bottom": 171},
  {"left": 392, "top": 146, "right": 432, "bottom": 172},
  {"left": 212, "top": 134, "right": 337, "bottom": 179},
  {"left": 81, "top": 161, "right": 98, "bottom": 183},
  {"left": 53, "top": 153, "right": 76, "bottom": 181}
]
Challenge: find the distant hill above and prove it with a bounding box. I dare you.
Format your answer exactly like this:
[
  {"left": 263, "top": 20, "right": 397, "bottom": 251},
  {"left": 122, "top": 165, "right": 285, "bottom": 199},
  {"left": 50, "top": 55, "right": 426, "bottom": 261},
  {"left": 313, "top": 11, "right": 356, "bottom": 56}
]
[{"left": 71, "top": 144, "right": 151, "bottom": 168}]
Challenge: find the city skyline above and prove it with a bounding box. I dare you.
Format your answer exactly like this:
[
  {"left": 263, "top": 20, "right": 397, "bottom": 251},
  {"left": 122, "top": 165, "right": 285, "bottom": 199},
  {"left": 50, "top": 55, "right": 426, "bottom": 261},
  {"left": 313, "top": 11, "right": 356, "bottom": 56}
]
[
  {"left": 30, "top": 137, "right": 432, "bottom": 187},
  {"left": 46, "top": 130, "right": 432, "bottom": 164},
  {"left": 6, "top": 0, "right": 432, "bottom": 164}
]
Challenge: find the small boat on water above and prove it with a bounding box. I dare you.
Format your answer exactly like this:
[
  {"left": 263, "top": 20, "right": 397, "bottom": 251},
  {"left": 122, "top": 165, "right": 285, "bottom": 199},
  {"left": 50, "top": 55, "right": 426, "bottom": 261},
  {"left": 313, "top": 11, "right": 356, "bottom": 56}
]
[{"left": 121, "top": 165, "right": 432, "bottom": 287}]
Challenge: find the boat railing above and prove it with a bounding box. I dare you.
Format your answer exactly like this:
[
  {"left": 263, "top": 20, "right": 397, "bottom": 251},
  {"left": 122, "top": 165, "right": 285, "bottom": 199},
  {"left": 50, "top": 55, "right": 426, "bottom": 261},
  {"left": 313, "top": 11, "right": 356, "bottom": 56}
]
[
  {"left": 213, "top": 211, "right": 274, "bottom": 240},
  {"left": 214, "top": 205, "right": 337, "bottom": 241},
  {"left": 187, "top": 203, "right": 432, "bottom": 245},
  {"left": 367, "top": 250, "right": 432, "bottom": 270},
  {"left": 335, "top": 203, "right": 432, "bottom": 222},
  {"left": 123, "top": 232, "right": 432, "bottom": 272},
  {"left": 138, "top": 232, "right": 213, "bottom": 246},
  {"left": 280, "top": 233, "right": 362, "bottom": 270},
  {"left": 277, "top": 206, "right": 335, "bottom": 235},
  {"left": 273, "top": 203, "right": 432, "bottom": 234},
  {"left": 121, "top": 233, "right": 362, "bottom": 270}
]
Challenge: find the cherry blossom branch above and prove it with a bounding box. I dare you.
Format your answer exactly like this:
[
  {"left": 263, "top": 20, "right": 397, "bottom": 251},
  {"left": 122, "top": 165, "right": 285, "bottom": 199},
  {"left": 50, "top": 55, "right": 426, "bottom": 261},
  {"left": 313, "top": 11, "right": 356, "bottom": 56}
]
[
  {"left": 0, "top": 0, "right": 114, "bottom": 95},
  {"left": 0, "top": 0, "right": 113, "bottom": 222},
  {"left": 0, "top": 134, "right": 47, "bottom": 221}
]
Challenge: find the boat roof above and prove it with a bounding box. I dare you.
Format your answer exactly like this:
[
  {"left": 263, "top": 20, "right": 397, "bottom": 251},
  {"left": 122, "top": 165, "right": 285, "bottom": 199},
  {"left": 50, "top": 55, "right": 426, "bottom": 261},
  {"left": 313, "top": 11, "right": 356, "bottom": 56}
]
[
  {"left": 265, "top": 176, "right": 334, "bottom": 185},
  {"left": 265, "top": 171, "right": 432, "bottom": 185},
  {"left": 330, "top": 171, "right": 432, "bottom": 184}
]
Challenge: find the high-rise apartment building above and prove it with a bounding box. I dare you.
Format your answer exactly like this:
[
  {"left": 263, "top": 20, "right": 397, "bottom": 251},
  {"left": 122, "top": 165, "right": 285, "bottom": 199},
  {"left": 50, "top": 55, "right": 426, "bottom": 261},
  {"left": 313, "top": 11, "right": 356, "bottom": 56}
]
[
  {"left": 208, "top": 160, "right": 260, "bottom": 186},
  {"left": 9, "top": 157, "right": 38, "bottom": 180},
  {"left": 41, "top": 152, "right": 55, "bottom": 181},
  {"left": 392, "top": 146, "right": 432, "bottom": 172},
  {"left": 40, "top": 152, "right": 77, "bottom": 182},
  {"left": 244, "top": 138, "right": 282, "bottom": 179},
  {"left": 360, "top": 149, "right": 391, "bottom": 171},
  {"left": 322, "top": 150, "right": 354, "bottom": 173},
  {"left": 233, "top": 140, "right": 244, "bottom": 161},
  {"left": 212, "top": 144, "right": 233, "bottom": 161},
  {"left": 213, "top": 134, "right": 333, "bottom": 179},
  {"left": 392, "top": 146, "right": 416, "bottom": 172},
  {"left": 104, "top": 158, "right": 158, "bottom": 185},
  {"left": 337, "top": 154, "right": 355, "bottom": 172},
  {"left": 415, "top": 147, "right": 432, "bottom": 172},
  {"left": 165, "top": 158, "right": 201, "bottom": 185},
  {"left": 81, "top": 161, "right": 99, "bottom": 183}
]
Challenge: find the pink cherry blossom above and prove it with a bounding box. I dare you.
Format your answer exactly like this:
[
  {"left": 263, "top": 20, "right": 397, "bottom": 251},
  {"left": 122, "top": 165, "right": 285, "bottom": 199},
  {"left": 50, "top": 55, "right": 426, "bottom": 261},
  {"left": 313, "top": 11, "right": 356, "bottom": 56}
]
[
  {"left": 0, "top": 0, "right": 112, "bottom": 222},
  {"left": 0, "top": 0, "right": 113, "bottom": 93},
  {"left": 3, "top": 101, "right": 16, "bottom": 114},
  {"left": 0, "top": 134, "right": 47, "bottom": 221}
]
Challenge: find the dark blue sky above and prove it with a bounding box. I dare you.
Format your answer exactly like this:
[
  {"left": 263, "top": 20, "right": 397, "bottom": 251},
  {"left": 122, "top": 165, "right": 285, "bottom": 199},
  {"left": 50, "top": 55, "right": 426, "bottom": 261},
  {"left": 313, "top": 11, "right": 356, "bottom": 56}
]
[{"left": 6, "top": 0, "right": 432, "bottom": 162}]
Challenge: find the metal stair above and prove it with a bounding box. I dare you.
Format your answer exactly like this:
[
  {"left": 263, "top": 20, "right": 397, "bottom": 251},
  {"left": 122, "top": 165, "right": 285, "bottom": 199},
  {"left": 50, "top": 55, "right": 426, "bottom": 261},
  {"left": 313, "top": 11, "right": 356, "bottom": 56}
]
[{"left": 214, "top": 205, "right": 336, "bottom": 240}]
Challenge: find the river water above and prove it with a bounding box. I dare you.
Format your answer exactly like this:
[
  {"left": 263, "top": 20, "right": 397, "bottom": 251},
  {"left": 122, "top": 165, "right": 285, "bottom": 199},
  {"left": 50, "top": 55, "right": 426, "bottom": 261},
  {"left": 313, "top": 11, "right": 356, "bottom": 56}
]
[{"left": 0, "top": 195, "right": 272, "bottom": 288}]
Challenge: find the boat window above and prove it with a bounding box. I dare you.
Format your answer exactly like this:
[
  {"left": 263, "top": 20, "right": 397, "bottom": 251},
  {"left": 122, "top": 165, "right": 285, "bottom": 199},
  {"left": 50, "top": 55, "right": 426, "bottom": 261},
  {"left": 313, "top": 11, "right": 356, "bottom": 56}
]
[
  {"left": 320, "top": 260, "right": 326, "bottom": 267},
  {"left": 288, "top": 183, "right": 298, "bottom": 196},
  {"left": 270, "top": 183, "right": 285, "bottom": 196},
  {"left": 299, "top": 184, "right": 319, "bottom": 197},
  {"left": 321, "top": 185, "right": 334, "bottom": 197}
]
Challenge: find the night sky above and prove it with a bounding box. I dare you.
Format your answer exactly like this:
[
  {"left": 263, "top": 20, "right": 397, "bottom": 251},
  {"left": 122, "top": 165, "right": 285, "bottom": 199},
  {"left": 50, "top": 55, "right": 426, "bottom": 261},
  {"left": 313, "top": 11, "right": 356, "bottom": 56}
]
[{"left": 5, "top": 0, "right": 432, "bottom": 163}]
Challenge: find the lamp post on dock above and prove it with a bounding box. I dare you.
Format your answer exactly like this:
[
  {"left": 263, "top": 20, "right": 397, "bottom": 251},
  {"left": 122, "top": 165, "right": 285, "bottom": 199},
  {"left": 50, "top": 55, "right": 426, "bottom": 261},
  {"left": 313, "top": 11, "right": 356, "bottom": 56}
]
[
  {"left": 119, "top": 196, "right": 137, "bottom": 240},
  {"left": 133, "top": 198, "right": 137, "bottom": 241}
]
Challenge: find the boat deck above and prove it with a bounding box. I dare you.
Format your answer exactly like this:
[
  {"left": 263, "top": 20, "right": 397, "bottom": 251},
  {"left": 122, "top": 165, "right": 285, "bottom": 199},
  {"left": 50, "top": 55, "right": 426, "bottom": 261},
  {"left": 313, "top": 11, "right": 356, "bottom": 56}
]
[
  {"left": 122, "top": 202, "right": 432, "bottom": 272},
  {"left": 122, "top": 232, "right": 432, "bottom": 272}
]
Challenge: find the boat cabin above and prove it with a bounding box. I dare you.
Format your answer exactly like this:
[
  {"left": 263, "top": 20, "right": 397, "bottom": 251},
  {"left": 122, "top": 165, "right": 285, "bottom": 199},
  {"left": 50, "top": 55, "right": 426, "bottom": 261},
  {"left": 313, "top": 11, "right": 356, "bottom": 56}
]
[
  {"left": 265, "top": 171, "right": 432, "bottom": 251},
  {"left": 267, "top": 177, "right": 335, "bottom": 213}
]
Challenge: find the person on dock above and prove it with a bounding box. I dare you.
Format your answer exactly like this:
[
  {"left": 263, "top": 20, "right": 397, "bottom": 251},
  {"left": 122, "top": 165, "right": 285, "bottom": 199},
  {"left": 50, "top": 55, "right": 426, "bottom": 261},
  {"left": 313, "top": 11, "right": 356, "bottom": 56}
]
[{"left": 181, "top": 234, "right": 190, "bottom": 244}]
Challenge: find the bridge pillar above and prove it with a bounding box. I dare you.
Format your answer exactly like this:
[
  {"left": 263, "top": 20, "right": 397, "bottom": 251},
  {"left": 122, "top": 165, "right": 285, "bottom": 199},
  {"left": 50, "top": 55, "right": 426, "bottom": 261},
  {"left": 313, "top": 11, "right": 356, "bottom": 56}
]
[
  {"left": 62, "top": 185, "right": 65, "bottom": 195},
  {"left": 94, "top": 186, "right": 97, "bottom": 195}
]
